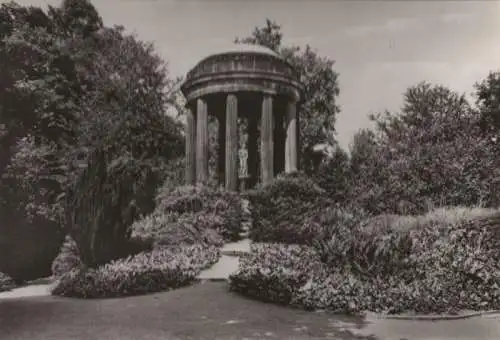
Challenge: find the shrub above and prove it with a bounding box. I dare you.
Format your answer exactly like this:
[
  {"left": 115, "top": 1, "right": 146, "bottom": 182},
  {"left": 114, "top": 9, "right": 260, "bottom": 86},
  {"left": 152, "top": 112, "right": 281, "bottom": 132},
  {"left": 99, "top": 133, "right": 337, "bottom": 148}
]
[
  {"left": 51, "top": 236, "right": 83, "bottom": 278},
  {"left": 231, "top": 207, "right": 500, "bottom": 315},
  {"left": 154, "top": 184, "right": 243, "bottom": 242},
  {"left": 51, "top": 245, "right": 220, "bottom": 298},
  {"left": 247, "top": 172, "right": 331, "bottom": 244},
  {"left": 314, "top": 147, "right": 352, "bottom": 203},
  {"left": 0, "top": 272, "right": 16, "bottom": 292},
  {"left": 131, "top": 211, "right": 224, "bottom": 248},
  {"left": 229, "top": 244, "right": 323, "bottom": 306}
]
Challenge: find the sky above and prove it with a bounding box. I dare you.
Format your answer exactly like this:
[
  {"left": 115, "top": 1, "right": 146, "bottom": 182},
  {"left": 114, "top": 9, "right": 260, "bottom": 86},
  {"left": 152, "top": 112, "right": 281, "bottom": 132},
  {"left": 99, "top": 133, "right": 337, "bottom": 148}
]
[{"left": 11, "top": 0, "right": 500, "bottom": 149}]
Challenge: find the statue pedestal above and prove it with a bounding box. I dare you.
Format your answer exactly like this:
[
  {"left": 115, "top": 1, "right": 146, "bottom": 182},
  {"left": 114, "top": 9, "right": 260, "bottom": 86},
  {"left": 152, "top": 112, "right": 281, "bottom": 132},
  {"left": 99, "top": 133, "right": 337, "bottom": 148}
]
[{"left": 239, "top": 175, "right": 250, "bottom": 191}]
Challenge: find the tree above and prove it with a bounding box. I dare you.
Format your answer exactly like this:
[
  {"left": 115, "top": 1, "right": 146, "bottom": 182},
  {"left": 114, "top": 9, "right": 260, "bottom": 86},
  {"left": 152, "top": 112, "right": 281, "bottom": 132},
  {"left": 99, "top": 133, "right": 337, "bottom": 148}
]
[
  {"left": 0, "top": 0, "right": 185, "bottom": 274},
  {"left": 314, "top": 146, "right": 351, "bottom": 203},
  {"left": 236, "top": 19, "right": 340, "bottom": 174},
  {"left": 351, "top": 82, "right": 500, "bottom": 214},
  {"left": 0, "top": 1, "right": 79, "bottom": 180},
  {"left": 475, "top": 71, "right": 500, "bottom": 134}
]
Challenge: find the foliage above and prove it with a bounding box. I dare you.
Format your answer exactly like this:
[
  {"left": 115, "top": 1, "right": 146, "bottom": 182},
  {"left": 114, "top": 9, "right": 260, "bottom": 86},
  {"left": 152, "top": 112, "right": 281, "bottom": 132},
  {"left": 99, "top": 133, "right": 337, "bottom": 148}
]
[
  {"left": 131, "top": 183, "right": 242, "bottom": 249},
  {"left": 229, "top": 244, "right": 323, "bottom": 306},
  {"left": 0, "top": 272, "right": 16, "bottom": 292},
  {"left": 475, "top": 70, "right": 500, "bottom": 133},
  {"left": 231, "top": 207, "right": 500, "bottom": 315},
  {"left": 67, "top": 147, "right": 152, "bottom": 268},
  {"left": 0, "top": 0, "right": 184, "bottom": 281},
  {"left": 313, "top": 146, "right": 351, "bottom": 203},
  {"left": 349, "top": 82, "right": 500, "bottom": 215},
  {"left": 1, "top": 0, "right": 184, "bottom": 218},
  {"left": 155, "top": 184, "right": 243, "bottom": 242},
  {"left": 236, "top": 19, "right": 340, "bottom": 174},
  {"left": 131, "top": 211, "right": 224, "bottom": 248},
  {"left": 51, "top": 235, "right": 82, "bottom": 278},
  {"left": 51, "top": 245, "right": 220, "bottom": 298},
  {"left": 160, "top": 156, "right": 185, "bottom": 192},
  {"left": 247, "top": 172, "right": 330, "bottom": 243}
]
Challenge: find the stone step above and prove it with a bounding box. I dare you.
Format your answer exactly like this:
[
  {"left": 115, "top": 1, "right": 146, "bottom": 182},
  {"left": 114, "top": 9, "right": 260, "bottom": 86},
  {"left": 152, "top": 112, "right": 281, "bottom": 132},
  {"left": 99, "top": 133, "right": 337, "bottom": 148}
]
[{"left": 221, "top": 239, "right": 251, "bottom": 254}]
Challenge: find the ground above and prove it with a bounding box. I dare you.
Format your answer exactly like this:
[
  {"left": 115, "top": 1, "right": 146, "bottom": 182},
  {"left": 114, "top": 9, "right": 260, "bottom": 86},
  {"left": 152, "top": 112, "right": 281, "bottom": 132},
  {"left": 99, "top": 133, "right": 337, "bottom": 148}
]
[{"left": 2, "top": 282, "right": 500, "bottom": 340}]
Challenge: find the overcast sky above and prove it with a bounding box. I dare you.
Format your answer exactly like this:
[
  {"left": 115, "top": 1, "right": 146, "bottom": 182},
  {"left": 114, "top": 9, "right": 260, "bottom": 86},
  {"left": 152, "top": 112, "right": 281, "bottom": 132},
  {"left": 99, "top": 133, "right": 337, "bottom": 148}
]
[{"left": 12, "top": 0, "right": 500, "bottom": 149}]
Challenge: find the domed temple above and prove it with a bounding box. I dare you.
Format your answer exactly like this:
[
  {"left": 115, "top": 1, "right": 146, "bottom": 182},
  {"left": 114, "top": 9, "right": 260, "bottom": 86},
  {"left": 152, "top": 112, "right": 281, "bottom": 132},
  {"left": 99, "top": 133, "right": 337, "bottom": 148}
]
[{"left": 181, "top": 43, "right": 303, "bottom": 191}]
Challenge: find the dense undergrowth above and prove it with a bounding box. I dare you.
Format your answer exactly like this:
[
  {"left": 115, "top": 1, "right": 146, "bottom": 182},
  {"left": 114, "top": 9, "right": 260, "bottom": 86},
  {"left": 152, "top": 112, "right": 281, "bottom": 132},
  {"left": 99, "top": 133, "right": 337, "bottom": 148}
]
[
  {"left": 51, "top": 181, "right": 243, "bottom": 298},
  {"left": 231, "top": 174, "right": 500, "bottom": 315}
]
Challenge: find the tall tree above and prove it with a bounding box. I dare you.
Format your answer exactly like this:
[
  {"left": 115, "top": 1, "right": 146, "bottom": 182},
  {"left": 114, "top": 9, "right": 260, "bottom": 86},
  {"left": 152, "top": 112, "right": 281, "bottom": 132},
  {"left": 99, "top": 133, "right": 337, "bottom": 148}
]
[
  {"left": 352, "top": 82, "right": 500, "bottom": 214},
  {"left": 0, "top": 0, "right": 185, "bottom": 274},
  {"left": 236, "top": 19, "right": 340, "bottom": 174},
  {"left": 475, "top": 71, "right": 500, "bottom": 134}
]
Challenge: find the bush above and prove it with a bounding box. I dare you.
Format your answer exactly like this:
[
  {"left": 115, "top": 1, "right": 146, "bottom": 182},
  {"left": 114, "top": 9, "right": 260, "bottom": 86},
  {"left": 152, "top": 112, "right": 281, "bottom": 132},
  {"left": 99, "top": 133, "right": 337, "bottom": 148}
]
[
  {"left": 154, "top": 184, "right": 243, "bottom": 242},
  {"left": 51, "top": 236, "right": 83, "bottom": 278},
  {"left": 229, "top": 244, "right": 323, "bottom": 306},
  {"left": 231, "top": 207, "right": 500, "bottom": 315},
  {"left": 131, "top": 211, "right": 224, "bottom": 248},
  {"left": 51, "top": 245, "right": 220, "bottom": 298},
  {"left": 0, "top": 272, "right": 16, "bottom": 292},
  {"left": 247, "top": 172, "right": 331, "bottom": 244}
]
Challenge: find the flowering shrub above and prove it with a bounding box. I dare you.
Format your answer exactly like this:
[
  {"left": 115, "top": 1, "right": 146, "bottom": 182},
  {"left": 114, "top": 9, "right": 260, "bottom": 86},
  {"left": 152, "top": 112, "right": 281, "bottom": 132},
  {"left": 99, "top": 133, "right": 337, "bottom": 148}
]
[
  {"left": 231, "top": 207, "right": 500, "bottom": 315},
  {"left": 155, "top": 184, "right": 243, "bottom": 242},
  {"left": 51, "top": 245, "right": 220, "bottom": 298},
  {"left": 247, "top": 172, "right": 331, "bottom": 243},
  {"left": 0, "top": 272, "right": 16, "bottom": 292},
  {"left": 131, "top": 211, "right": 224, "bottom": 248},
  {"left": 229, "top": 244, "right": 324, "bottom": 305}
]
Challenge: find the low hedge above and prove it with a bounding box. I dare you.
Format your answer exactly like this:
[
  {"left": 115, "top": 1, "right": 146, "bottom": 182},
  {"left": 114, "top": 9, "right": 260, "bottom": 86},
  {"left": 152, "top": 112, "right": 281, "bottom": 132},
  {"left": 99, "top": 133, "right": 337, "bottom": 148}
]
[
  {"left": 0, "top": 272, "right": 16, "bottom": 292},
  {"left": 51, "top": 245, "right": 220, "bottom": 298},
  {"left": 247, "top": 172, "right": 331, "bottom": 244},
  {"left": 230, "top": 207, "right": 500, "bottom": 315}
]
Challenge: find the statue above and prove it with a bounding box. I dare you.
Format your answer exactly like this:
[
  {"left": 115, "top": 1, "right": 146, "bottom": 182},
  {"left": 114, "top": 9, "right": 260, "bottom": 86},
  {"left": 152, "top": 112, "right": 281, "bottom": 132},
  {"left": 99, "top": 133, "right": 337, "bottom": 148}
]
[
  {"left": 238, "top": 130, "right": 249, "bottom": 179},
  {"left": 238, "top": 147, "right": 248, "bottom": 178}
]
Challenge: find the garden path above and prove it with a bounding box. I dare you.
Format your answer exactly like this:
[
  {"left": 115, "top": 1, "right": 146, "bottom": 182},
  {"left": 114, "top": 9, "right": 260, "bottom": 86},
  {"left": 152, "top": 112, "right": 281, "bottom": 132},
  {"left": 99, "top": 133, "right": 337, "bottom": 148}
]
[{"left": 1, "top": 282, "right": 500, "bottom": 340}]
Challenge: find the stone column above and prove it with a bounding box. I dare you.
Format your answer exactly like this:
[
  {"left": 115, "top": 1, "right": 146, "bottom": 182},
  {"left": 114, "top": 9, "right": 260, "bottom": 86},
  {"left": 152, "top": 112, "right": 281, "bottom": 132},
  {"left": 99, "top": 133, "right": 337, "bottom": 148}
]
[
  {"left": 225, "top": 94, "right": 238, "bottom": 191},
  {"left": 196, "top": 98, "right": 208, "bottom": 184},
  {"left": 274, "top": 109, "right": 285, "bottom": 175},
  {"left": 185, "top": 105, "right": 196, "bottom": 185},
  {"left": 285, "top": 100, "right": 298, "bottom": 173},
  {"left": 247, "top": 115, "right": 258, "bottom": 188},
  {"left": 260, "top": 95, "right": 274, "bottom": 185},
  {"left": 218, "top": 112, "right": 226, "bottom": 186}
]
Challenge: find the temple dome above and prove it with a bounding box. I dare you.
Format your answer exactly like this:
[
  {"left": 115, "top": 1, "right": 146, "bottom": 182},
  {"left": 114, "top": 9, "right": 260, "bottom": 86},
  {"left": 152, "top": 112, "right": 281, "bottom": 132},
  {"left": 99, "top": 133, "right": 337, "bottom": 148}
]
[
  {"left": 188, "top": 43, "right": 283, "bottom": 70},
  {"left": 181, "top": 42, "right": 301, "bottom": 103},
  {"left": 204, "top": 43, "right": 280, "bottom": 58}
]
